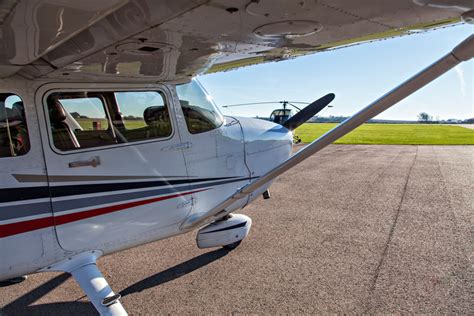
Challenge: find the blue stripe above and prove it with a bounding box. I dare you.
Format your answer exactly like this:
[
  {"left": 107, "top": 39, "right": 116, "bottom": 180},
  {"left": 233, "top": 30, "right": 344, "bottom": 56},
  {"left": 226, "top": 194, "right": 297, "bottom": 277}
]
[
  {"left": 0, "top": 177, "right": 252, "bottom": 221},
  {"left": 0, "top": 202, "right": 52, "bottom": 221},
  {"left": 49, "top": 177, "right": 240, "bottom": 198},
  {"left": 0, "top": 186, "right": 50, "bottom": 203},
  {"left": 53, "top": 178, "right": 249, "bottom": 212}
]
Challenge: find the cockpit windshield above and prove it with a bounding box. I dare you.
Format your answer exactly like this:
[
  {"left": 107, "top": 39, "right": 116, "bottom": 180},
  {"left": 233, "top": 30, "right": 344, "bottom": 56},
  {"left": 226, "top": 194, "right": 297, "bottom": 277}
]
[{"left": 176, "top": 79, "right": 223, "bottom": 134}]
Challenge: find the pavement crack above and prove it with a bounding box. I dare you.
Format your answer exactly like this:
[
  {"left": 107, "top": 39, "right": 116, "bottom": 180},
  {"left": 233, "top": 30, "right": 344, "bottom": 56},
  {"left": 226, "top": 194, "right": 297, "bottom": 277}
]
[
  {"left": 433, "top": 147, "right": 468, "bottom": 259},
  {"left": 363, "top": 146, "right": 418, "bottom": 313},
  {"left": 367, "top": 146, "right": 407, "bottom": 185}
]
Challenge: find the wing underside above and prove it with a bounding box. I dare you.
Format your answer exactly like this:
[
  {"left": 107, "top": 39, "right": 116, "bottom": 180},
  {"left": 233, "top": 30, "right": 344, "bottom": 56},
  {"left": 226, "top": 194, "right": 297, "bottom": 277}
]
[{"left": 0, "top": 0, "right": 471, "bottom": 81}]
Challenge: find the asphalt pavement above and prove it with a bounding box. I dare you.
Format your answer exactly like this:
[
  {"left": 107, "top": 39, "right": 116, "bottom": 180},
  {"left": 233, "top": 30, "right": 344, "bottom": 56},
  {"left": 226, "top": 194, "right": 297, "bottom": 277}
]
[{"left": 1, "top": 145, "right": 473, "bottom": 315}]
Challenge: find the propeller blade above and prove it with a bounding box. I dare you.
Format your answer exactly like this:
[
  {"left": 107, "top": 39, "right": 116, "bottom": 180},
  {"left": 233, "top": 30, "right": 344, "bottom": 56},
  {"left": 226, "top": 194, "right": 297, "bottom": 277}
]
[{"left": 282, "top": 93, "right": 335, "bottom": 130}]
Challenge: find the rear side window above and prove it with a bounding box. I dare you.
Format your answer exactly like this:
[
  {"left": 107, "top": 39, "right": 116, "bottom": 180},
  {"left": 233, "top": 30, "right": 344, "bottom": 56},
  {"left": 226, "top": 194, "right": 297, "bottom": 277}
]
[
  {"left": 47, "top": 93, "right": 114, "bottom": 151},
  {"left": 0, "top": 94, "right": 30, "bottom": 158},
  {"left": 46, "top": 90, "right": 171, "bottom": 152}
]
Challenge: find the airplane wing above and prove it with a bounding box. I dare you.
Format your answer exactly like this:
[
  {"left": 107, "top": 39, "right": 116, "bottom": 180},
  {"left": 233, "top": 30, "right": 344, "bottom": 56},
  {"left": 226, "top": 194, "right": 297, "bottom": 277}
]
[{"left": 0, "top": 0, "right": 471, "bottom": 81}]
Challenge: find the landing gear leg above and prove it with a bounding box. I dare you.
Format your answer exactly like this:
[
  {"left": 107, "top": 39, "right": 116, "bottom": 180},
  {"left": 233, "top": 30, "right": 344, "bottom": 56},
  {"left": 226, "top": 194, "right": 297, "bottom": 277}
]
[
  {"left": 40, "top": 251, "right": 127, "bottom": 316},
  {"left": 71, "top": 262, "right": 126, "bottom": 315}
]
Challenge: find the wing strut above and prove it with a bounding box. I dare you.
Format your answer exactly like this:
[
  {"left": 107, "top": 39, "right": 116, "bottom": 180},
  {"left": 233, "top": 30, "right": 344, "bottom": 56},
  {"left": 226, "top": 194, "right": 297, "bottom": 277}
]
[{"left": 181, "top": 34, "right": 474, "bottom": 231}]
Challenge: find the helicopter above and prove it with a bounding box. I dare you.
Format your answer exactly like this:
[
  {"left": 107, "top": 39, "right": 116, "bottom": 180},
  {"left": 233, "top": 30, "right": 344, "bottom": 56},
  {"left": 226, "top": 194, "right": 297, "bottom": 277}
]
[{"left": 223, "top": 101, "right": 334, "bottom": 143}]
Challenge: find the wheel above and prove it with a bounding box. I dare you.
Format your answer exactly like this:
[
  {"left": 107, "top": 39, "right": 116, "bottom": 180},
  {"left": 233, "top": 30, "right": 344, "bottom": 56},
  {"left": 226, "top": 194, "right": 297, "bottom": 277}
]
[{"left": 222, "top": 240, "right": 242, "bottom": 250}]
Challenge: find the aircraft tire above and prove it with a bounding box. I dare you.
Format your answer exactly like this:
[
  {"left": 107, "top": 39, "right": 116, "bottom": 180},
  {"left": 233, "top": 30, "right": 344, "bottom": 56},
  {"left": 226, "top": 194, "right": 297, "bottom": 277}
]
[
  {"left": 222, "top": 240, "right": 242, "bottom": 250},
  {"left": 0, "top": 275, "right": 27, "bottom": 286}
]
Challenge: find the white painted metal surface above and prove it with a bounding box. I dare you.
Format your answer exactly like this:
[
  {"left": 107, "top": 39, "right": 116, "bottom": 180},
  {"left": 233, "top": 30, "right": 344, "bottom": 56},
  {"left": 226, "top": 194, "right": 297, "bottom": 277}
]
[
  {"left": 196, "top": 214, "right": 251, "bottom": 249},
  {"left": 35, "top": 82, "right": 193, "bottom": 253},
  {"left": 0, "top": 78, "right": 58, "bottom": 280},
  {"left": 4, "top": 0, "right": 128, "bottom": 65},
  {"left": 0, "top": 0, "right": 468, "bottom": 80},
  {"left": 170, "top": 82, "right": 253, "bottom": 221}
]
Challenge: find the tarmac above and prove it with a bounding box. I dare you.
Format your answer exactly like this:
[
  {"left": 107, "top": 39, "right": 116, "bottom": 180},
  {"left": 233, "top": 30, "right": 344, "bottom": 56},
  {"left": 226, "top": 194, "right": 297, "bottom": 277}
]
[
  {"left": 1, "top": 145, "right": 473, "bottom": 315},
  {"left": 459, "top": 124, "right": 474, "bottom": 130}
]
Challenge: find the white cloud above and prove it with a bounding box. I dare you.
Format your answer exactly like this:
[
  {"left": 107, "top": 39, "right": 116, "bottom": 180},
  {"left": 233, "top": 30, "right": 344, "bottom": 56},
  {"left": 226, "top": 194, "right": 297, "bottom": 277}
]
[{"left": 454, "top": 65, "right": 466, "bottom": 97}]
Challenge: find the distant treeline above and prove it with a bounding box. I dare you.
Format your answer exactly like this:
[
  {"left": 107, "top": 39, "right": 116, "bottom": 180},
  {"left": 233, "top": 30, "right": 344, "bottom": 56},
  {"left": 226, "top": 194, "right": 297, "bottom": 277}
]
[
  {"left": 122, "top": 115, "right": 143, "bottom": 121},
  {"left": 71, "top": 112, "right": 143, "bottom": 121}
]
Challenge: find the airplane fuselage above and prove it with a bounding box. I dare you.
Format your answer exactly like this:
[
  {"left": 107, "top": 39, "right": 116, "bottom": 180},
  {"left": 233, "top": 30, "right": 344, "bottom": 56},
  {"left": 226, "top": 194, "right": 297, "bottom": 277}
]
[{"left": 0, "top": 77, "right": 293, "bottom": 281}]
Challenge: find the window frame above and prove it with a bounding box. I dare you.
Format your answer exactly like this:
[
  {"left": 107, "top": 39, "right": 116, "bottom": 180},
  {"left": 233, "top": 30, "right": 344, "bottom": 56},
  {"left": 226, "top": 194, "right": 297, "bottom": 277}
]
[
  {"left": 42, "top": 86, "right": 176, "bottom": 155},
  {"left": 0, "top": 93, "right": 31, "bottom": 159}
]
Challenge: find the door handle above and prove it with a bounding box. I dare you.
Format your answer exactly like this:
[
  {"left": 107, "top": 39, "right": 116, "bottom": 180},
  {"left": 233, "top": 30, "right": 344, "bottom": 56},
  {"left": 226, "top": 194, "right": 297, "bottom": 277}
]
[{"left": 68, "top": 156, "right": 101, "bottom": 168}]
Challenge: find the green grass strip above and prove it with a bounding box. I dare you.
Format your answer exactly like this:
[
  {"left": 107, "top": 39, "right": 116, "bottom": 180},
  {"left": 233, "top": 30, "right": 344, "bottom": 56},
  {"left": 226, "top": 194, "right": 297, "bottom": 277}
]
[{"left": 295, "top": 123, "right": 474, "bottom": 145}]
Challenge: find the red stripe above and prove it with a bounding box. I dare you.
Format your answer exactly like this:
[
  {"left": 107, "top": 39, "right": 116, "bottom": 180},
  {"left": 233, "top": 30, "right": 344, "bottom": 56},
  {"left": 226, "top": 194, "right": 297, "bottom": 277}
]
[
  {"left": 0, "top": 217, "right": 54, "bottom": 238},
  {"left": 0, "top": 189, "right": 206, "bottom": 238},
  {"left": 54, "top": 189, "right": 204, "bottom": 225}
]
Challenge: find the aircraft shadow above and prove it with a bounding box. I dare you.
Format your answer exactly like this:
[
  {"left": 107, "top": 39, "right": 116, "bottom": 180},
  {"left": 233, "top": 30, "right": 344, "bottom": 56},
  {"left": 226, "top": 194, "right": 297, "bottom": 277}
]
[
  {"left": 0, "top": 273, "right": 95, "bottom": 315},
  {"left": 120, "top": 247, "right": 230, "bottom": 297},
  {"left": 1, "top": 248, "right": 230, "bottom": 315}
]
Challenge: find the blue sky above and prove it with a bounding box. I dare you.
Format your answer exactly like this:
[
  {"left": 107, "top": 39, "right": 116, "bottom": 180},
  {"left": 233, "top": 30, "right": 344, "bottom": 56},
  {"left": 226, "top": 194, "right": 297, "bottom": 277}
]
[{"left": 199, "top": 24, "right": 473, "bottom": 121}]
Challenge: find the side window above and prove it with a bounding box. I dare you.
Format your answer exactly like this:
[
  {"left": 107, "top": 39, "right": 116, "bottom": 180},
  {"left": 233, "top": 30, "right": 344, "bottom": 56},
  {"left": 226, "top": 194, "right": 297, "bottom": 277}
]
[
  {"left": 46, "top": 90, "right": 172, "bottom": 152},
  {"left": 114, "top": 91, "right": 171, "bottom": 142},
  {"left": 0, "top": 94, "right": 30, "bottom": 158},
  {"left": 176, "top": 80, "right": 223, "bottom": 134},
  {"left": 60, "top": 97, "right": 109, "bottom": 131},
  {"left": 47, "top": 93, "right": 115, "bottom": 151}
]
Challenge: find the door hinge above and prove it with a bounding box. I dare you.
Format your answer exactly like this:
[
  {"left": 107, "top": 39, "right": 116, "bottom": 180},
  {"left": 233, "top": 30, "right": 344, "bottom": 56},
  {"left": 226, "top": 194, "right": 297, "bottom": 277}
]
[{"left": 177, "top": 197, "right": 195, "bottom": 209}]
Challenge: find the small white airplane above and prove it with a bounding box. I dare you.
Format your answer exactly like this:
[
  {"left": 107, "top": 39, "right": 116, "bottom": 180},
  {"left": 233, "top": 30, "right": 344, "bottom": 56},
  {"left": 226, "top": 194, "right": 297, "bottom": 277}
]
[{"left": 0, "top": 1, "right": 473, "bottom": 314}]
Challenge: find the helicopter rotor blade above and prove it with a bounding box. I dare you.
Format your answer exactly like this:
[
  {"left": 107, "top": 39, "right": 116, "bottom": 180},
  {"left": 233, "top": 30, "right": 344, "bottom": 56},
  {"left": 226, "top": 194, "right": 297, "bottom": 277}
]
[
  {"left": 287, "top": 103, "right": 302, "bottom": 111},
  {"left": 223, "top": 101, "right": 311, "bottom": 108},
  {"left": 223, "top": 101, "right": 283, "bottom": 108},
  {"left": 282, "top": 93, "right": 335, "bottom": 131}
]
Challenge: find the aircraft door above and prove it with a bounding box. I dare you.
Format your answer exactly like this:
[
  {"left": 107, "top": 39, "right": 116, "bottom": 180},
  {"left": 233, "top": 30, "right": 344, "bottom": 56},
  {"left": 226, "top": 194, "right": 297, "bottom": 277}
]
[
  {"left": 173, "top": 80, "right": 251, "bottom": 219},
  {"left": 36, "top": 84, "right": 192, "bottom": 252}
]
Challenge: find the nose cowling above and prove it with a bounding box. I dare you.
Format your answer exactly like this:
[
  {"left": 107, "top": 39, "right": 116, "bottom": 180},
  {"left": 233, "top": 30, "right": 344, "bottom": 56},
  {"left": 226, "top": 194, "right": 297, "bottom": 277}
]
[{"left": 236, "top": 117, "right": 293, "bottom": 178}]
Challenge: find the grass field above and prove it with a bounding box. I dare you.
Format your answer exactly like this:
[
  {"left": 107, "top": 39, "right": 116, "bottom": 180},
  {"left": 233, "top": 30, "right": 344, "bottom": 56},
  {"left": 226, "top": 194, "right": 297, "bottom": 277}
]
[
  {"left": 295, "top": 123, "right": 474, "bottom": 145},
  {"left": 76, "top": 118, "right": 146, "bottom": 130},
  {"left": 74, "top": 119, "right": 474, "bottom": 145}
]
